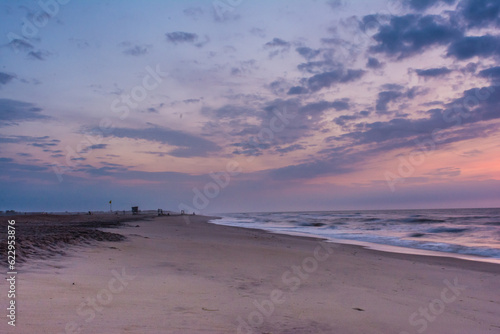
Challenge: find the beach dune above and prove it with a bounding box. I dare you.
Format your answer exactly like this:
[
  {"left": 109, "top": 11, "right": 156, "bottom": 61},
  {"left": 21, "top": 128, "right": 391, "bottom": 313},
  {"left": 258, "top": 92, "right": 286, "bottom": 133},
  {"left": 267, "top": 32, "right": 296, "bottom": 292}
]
[{"left": 2, "top": 215, "right": 500, "bottom": 333}]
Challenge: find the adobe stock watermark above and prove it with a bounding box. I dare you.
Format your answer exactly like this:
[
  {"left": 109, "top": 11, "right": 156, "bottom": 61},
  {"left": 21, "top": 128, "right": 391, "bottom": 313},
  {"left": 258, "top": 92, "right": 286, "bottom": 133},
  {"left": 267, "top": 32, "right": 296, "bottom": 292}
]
[
  {"left": 178, "top": 106, "right": 296, "bottom": 219},
  {"left": 213, "top": 0, "right": 244, "bottom": 21},
  {"left": 243, "top": 106, "right": 297, "bottom": 163},
  {"left": 400, "top": 277, "right": 466, "bottom": 334},
  {"left": 178, "top": 160, "right": 242, "bottom": 216},
  {"left": 51, "top": 64, "right": 167, "bottom": 182},
  {"left": 7, "top": 0, "right": 70, "bottom": 53},
  {"left": 58, "top": 267, "right": 136, "bottom": 334},
  {"left": 236, "top": 242, "right": 336, "bottom": 334},
  {"left": 384, "top": 84, "right": 497, "bottom": 192},
  {"left": 332, "top": 0, "right": 405, "bottom": 62}
]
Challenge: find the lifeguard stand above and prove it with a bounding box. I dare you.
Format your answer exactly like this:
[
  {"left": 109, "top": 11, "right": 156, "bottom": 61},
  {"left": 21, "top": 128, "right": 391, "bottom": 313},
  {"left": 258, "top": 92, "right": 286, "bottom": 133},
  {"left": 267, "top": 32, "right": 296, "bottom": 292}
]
[{"left": 131, "top": 206, "right": 139, "bottom": 215}]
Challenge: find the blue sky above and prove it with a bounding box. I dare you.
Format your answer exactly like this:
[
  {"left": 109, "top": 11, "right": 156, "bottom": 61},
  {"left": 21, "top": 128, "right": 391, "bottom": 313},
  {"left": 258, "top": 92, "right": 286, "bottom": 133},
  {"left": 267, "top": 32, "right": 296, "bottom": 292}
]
[{"left": 1, "top": 0, "right": 500, "bottom": 213}]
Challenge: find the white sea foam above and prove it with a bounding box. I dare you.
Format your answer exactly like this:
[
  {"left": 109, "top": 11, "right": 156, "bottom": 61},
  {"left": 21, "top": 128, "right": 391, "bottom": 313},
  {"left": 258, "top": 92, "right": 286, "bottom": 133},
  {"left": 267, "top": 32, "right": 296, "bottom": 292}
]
[{"left": 211, "top": 208, "right": 500, "bottom": 264}]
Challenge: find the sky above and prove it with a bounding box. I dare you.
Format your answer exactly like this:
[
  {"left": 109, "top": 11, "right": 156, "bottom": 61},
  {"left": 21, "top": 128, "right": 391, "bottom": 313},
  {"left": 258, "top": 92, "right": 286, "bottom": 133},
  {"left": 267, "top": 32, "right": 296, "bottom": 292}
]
[{"left": 1, "top": 0, "right": 500, "bottom": 213}]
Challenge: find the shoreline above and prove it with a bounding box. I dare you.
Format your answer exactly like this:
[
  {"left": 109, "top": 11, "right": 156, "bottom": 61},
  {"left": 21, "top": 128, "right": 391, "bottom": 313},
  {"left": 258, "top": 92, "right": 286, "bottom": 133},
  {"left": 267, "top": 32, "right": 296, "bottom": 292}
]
[
  {"left": 208, "top": 213, "right": 500, "bottom": 266},
  {"left": 3, "top": 214, "right": 500, "bottom": 333},
  {"left": 205, "top": 218, "right": 500, "bottom": 274},
  {"left": 208, "top": 218, "right": 500, "bottom": 266}
]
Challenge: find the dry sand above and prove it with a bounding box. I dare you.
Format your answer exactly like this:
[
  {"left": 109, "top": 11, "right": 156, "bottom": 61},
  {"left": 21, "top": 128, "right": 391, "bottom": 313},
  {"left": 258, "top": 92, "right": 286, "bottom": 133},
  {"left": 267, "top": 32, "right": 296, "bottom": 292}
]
[{"left": 1, "top": 215, "right": 500, "bottom": 333}]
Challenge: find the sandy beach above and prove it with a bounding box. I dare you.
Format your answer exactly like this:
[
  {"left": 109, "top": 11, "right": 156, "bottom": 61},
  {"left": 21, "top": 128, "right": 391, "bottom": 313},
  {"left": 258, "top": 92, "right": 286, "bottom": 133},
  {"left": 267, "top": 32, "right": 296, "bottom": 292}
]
[{"left": 2, "top": 214, "right": 500, "bottom": 334}]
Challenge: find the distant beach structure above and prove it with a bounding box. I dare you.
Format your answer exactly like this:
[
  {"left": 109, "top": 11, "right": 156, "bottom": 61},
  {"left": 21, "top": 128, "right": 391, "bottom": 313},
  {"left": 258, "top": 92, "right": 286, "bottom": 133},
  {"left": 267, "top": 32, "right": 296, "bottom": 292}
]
[{"left": 131, "top": 206, "right": 139, "bottom": 215}]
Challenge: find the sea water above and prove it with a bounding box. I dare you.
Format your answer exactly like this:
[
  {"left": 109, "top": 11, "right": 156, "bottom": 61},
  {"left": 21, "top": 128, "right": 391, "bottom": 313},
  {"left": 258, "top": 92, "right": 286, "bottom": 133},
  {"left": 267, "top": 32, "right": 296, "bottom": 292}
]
[{"left": 211, "top": 208, "right": 500, "bottom": 264}]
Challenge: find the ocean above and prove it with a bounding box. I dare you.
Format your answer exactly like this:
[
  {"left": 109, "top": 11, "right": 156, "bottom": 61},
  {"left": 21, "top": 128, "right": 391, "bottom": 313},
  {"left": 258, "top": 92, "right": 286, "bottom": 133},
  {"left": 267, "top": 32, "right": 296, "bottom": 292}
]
[{"left": 211, "top": 208, "right": 500, "bottom": 264}]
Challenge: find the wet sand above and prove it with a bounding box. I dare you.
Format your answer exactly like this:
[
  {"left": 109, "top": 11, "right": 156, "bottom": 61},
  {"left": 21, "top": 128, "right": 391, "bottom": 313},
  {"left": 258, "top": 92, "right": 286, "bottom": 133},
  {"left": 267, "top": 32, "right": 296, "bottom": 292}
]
[{"left": 1, "top": 214, "right": 500, "bottom": 333}]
